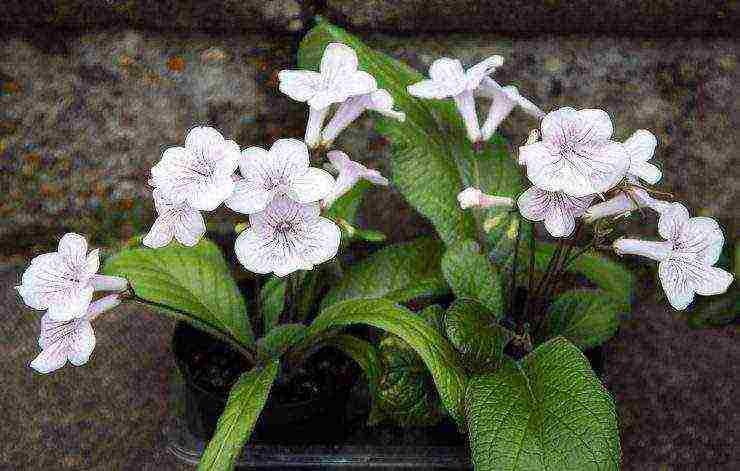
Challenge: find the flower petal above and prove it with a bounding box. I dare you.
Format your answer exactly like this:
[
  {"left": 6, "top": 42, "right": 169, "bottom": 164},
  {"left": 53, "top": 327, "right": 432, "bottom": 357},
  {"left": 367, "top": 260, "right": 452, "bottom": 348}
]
[
  {"left": 518, "top": 141, "right": 558, "bottom": 166},
  {"left": 143, "top": 213, "right": 175, "bottom": 248},
  {"left": 407, "top": 79, "right": 460, "bottom": 99},
  {"left": 540, "top": 107, "right": 578, "bottom": 141},
  {"left": 58, "top": 233, "right": 88, "bottom": 266},
  {"left": 234, "top": 228, "right": 274, "bottom": 275},
  {"left": 543, "top": 201, "right": 577, "bottom": 238},
  {"left": 30, "top": 341, "right": 69, "bottom": 374},
  {"left": 300, "top": 217, "right": 341, "bottom": 266},
  {"left": 575, "top": 109, "right": 614, "bottom": 141},
  {"left": 658, "top": 202, "right": 690, "bottom": 241},
  {"left": 658, "top": 260, "right": 696, "bottom": 310},
  {"left": 46, "top": 285, "right": 94, "bottom": 321},
  {"left": 629, "top": 161, "right": 662, "bottom": 185},
  {"left": 174, "top": 208, "right": 206, "bottom": 247},
  {"left": 225, "top": 179, "right": 275, "bottom": 215},
  {"left": 278, "top": 70, "right": 322, "bottom": 102},
  {"left": 517, "top": 186, "right": 550, "bottom": 221},
  {"left": 428, "top": 58, "right": 466, "bottom": 92},
  {"left": 270, "top": 138, "right": 310, "bottom": 178},
  {"left": 623, "top": 129, "right": 657, "bottom": 164},
  {"left": 465, "top": 55, "right": 504, "bottom": 90},
  {"left": 335, "top": 71, "right": 377, "bottom": 100},
  {"left": 675, "top": 216, "right": 725, "bottom": 265},
  {"left": 289, "top": 167, "right": 335, "bottom": 204},
  {"left": 86, "top": 249, "right": 100, "bottom": 275},
  {"left": 186, "top": 174, "right": 235, "bottom": 211},
  {"left": 67, "top": 320, "right": 96, "bottom": 366},
  {"left": 320, "top": 43, "right": 359, "bottom": 77}
]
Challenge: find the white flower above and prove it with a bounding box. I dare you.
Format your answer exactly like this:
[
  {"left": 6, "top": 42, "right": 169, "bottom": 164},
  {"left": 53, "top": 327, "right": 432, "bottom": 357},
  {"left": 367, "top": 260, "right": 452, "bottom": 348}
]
[
  {"left": 518, "top": 107, "right": 630, "bottom": 197},
  {"left": 30, "top": 294, "right": 121, "bottom": 374},
  {"left": 143, "top": 189, "right": 206, "bottom": 248},
  {"left": 457, "top": 187, "right": 515, "bottom": 210},
  {"left": 476, "top": 77, "right": 544, "bottom": 141},
  {"left": 407, "top": 55, "right": 504, "bottom": 143},
  {"left": 623, "top": 129, "right": 661, "bottom": 184},
  {"left": 613, "top": 203, "right": 733, "bottom": 310},
  {"left": 16, "top": 233, "right": 128, "bottom": 322},
  {"left": 149, "top": 126, "right": 240, "bottom": 211},
  {"left": 225, "top": 138, "right": 335, "bottom": 214},
  {"left": 583, "top": 176, "right": 672, "bottom": 223},
  {"left": 517, "top": 186, "right": 595, "bottom": 238},
  {"left": 321, "top": 89, "right": 405, "bottom": 147},
  {"left": 323, "top": 150, "right": 389, "bottom": 209},
  {"left": 234, "top": 197, "right": 341, "bottom": 277},
  {"left": 278, "top": 43, "right": 377, "bottom": 148}
]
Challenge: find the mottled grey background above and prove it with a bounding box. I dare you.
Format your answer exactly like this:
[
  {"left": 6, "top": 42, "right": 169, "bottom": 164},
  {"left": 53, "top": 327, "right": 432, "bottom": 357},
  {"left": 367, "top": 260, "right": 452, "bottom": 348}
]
[{"left": 1, "top": 1, "right": 738, "bottom": 470}]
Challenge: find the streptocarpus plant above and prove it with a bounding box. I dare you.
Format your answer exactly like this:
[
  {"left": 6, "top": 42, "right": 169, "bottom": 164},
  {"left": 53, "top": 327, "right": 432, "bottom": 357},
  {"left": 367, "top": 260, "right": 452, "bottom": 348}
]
[{"left": 15, "top": 18, "right": 734, "bottom": 471}]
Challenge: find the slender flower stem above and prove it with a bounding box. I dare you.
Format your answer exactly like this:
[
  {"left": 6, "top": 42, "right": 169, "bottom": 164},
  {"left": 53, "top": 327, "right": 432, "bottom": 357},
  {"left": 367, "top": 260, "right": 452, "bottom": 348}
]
[
  {"left": 510, "top": 217, "right": 523, "bottom": 334},
  {"left": 524, "top": 224, "right": 536, "bottom": 323}
]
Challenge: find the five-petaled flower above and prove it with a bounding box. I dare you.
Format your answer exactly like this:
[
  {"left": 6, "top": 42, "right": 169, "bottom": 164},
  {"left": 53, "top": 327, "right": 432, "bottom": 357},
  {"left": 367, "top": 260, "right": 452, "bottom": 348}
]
[
  {"left": 16, "top": 233, "right": 128, "bottom": 322},
  {"left": 613, "top": 203, "right": 733, "bottom": 310},
  {"left": 321, "top": 89, "right": 405, "bottom": 147},
  {"left": 517, "top": 186, "right": 595, "bottom": 238},
  {"left": 476, "top": 77, "right": 544, "bottom": 141},
  {"left": 149, "top": 126, "right": 240, "bottom": 211},
  {"left": 279, "top": 43, "right": 377, "bottom": 148},
  {"left": 408, "top": 55, "right": 504, "bottom": 143},
  {"left": 234, "top": 196, "right": 341, "bottom": 277},
  {"left": 323, "top": 150, "right": 389, "bottom": 209},
  {"left": 143, "top": 189, "right": 207, "bottom": 248},
  {"left": 30, "top": 294, "right": 121, "bottom": 374},
  {"left": 457, "top": 187, "right": 515, "bottom": 210},
  {"left": 518, "top": 107, "right": 630, "bottom": 197},
  {"left": 226, "top": 138, "right": 335, "bottom": 215}
]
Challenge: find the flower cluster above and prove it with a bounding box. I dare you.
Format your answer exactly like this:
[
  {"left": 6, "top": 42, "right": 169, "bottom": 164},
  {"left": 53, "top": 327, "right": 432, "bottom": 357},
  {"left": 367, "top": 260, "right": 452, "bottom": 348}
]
[
  {"left": 15, "top": 234, "right": 128, "bottom": 373},
  {"left": 144, "top": 43, "right": 397, "bottom": 277}
]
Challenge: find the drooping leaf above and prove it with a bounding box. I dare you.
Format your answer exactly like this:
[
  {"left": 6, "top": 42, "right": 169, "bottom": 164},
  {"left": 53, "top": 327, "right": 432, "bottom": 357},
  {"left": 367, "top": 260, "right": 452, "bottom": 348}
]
[
  {"left": 303, "top": 298, "right": 468, "bottom": 424},
  {"left": 441, "top": 239, "right": 504, "bottom": 318},
  {"left": 321, "top": 237, "right": 449, "bottom": 309},
  {"left": 197, "top": 360, "right": 280, "bottom": 471},
  {"left": 444, "top": 299, "right": 513, "bottom": 373},
  {"left": 465, "top": 338, "right": 621, "bottom": 471},
  {"left": 103, "top": 239, "right": 253, "bottom": 346},
  {"left": 420, "top": 304, "right": 446, "bottom": 336},
  {"left": 299, "top": 19, "right": 524, "bottom": 252},
  {"left": 370, "top": 336, "right": 443, "bottom": 426},
  {"left": 324, "top": 334, "right": 383, "bottom": 396},
  {"left": 256, "top": 323, "right": 308, "bottom": 359},
  {"left": 260, "top": 277, "right": 285, "bottom": 334},
  {"left": 539, "top": 289, "right": 621, "bottom": 350}
]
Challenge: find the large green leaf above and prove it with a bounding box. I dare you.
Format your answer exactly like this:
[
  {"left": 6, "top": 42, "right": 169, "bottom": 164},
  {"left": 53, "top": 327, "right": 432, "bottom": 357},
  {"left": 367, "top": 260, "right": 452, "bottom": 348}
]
[
  {"left": 197, "top": 360, "right": 280, "bottom": 471},
  {"left": 103, "top": 239, "right": 253, "bottom": 346},
  {"left": 256, "top": 323, "right": 308, "bottom": 359},
  {"left": 539, "top": 289, "right": 621, "bottom": 350},
  {"left": 324, "top": 334, "right": 383, "bottom": 395},
  {"left": 260, "top": 277, "right": 285, "bottom": 334},
  {"left": 298, "top": 19, "right": 524, "bottom": 250},
  {"left": 320, "top": 237, "right": 449, "bottom": 309},
  {"left": 441, "top": 239, "right": 504, "bottom": 317},
  {"left": 370, "top": 335, "right": 443, "bottom": 426},
  {"left": 465, "top": 338, "right": 621, "bottom": 471},
  {"left": 304, "top": 298, "right": 468, "bottom": 424},
  {"left": 444, "top": 299, "right": 513, "bottom": 373}
]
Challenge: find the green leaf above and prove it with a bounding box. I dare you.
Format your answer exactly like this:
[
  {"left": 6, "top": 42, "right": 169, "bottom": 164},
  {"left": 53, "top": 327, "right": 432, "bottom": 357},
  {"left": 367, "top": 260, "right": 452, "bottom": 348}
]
[
  {"left": 321, "top": 237, "right": 449, "bottom": 309},
  {"left": 370, "top": 335, "right": 443, "bottom": 426},
  {"left": 441, "top": 239, "right": 504, "bottom": 318},
  {"left": 323, "top": 179, "right": 371, "bottom": 225},
  {"left": 444, "top": 299, "right": 513, "bottom": 373},
  {"left": 420, "top": 304, "right": 446, "bottom": 335},
  {"left": 298, "top": 20, "right": 524, "bottom": 249},
  {"left": 324, "top": 334, "right": 383, "bottom": 395},
  {"left": 103, "top": 239, "right": 253, "bottom": 346},
  {"left": 539, "top": 289, "right": 621, "bottom": 350},
  {"left": 256, "top": 323, "right": 308, "bottom": 359},
  {"left": 197, "top": 360, "right": 280, "bottom": 471},
  {"left": 260, "top": 277, "right": 285, "bottom": 333},
  {"left": 304, "top": 298, "right": 468, "bottom": 424},
  {"left": 534, "top": 242, "right": 633, "bottom": 313},
  {"left": 465, "top": 338, "right": 621, "bottom": 471}
]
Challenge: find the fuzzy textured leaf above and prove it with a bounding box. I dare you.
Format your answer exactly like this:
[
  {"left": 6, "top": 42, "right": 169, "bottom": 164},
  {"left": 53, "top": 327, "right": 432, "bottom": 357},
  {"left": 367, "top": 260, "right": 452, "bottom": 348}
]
[
  {"left": 299, "top": 19, "right": 524, "bottom": 250},
  {"left": 540, "top": 289, "right": 621, "bottom": 350},
  {"left": 197, "top": 360, "right": 280, "bottom": 471},
  {"left": 256, "top": 323, "right": 308, "bottom": 359},
  {"left": 442, "top": 240, "right": 504, "bottom": 318},
  {"left": 260, "top": 277, "right": 285, "bottom": 334},
  {"left": 103, "top": 239, "right": 253, "bottom": 346},
  {"left": 465, "top": 338, "right": 620, "bottom": 471},
  {"left": 444, "top": 299, "right": 513, "bottom": 373},
  {"left": 321, "top": 237, "right": 448, "bottom": 309},
  {"left": 304, "top": 298, "right": 468, "bottom": 424}
]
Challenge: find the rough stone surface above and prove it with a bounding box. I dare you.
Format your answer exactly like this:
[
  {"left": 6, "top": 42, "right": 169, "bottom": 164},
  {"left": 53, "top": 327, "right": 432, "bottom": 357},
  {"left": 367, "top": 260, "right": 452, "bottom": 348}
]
[
  {"left": 325, "top": 0, "right": 739, "bottom": 34},
  {"left": 3, "top": 0, "right": 309, "bottom": 33},
  {"left": 2, "top": 32, "right": 737, "bottom": 255}
]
